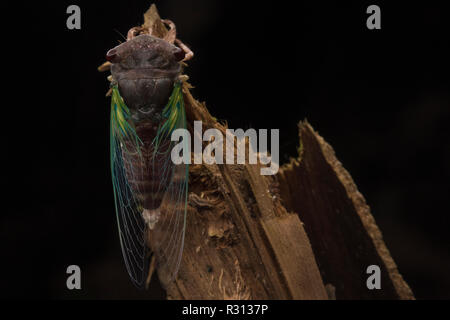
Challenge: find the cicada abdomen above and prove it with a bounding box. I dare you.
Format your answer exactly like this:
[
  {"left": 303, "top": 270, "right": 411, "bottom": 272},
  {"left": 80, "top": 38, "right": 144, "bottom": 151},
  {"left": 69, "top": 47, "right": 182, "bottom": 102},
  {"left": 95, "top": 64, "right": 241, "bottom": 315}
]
[{"left": 108, "top": 28, "right": 192, "bottom": 288}]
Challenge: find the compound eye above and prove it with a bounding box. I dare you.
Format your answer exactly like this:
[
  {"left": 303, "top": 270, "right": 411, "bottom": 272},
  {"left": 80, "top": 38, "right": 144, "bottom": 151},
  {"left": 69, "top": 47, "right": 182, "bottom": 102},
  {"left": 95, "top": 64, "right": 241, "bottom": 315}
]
[
  {"left": 173, "top": 47, "right": 185, "bottom": 61},
  {"left": 106, "top": 49, "right": 119, "bottom": 62}
]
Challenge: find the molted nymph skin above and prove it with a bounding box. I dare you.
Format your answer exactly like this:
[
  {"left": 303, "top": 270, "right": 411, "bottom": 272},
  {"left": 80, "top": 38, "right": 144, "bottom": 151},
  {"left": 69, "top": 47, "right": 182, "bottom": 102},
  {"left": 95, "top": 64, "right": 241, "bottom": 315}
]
[{"left": 107, "top": 34, "right": 183, "bottom": 122}]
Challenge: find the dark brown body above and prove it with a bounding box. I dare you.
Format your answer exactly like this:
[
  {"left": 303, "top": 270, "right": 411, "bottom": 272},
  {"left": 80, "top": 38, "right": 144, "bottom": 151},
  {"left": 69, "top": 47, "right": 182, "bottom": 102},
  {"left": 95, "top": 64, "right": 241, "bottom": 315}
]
[
  {"left": 108, "top": 34, "right": 184, "bottom": 210},
  {"left": 121, "top": 122, "right": 172, "bottom": 210}
]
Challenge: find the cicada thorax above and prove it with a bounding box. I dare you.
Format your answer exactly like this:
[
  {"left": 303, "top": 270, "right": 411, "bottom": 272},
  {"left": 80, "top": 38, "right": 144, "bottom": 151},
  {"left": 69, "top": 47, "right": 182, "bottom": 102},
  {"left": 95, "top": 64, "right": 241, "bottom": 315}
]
[
  {"left": 108, "top": 34, "right": 183, "bottom": 121},
  {"left": 117, "top": 77, "right": 176, "bottom": 123}
]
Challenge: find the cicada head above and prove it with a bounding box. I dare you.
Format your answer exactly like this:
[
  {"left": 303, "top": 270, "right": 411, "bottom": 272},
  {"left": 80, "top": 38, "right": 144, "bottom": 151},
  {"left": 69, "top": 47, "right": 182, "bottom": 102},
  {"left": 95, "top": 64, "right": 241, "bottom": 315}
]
[
  {"left": 106, "top": 35, "right": 185, "bottom": 120},
  {"left": 106, "top": 34, "right": 184, "bottom": 71}
]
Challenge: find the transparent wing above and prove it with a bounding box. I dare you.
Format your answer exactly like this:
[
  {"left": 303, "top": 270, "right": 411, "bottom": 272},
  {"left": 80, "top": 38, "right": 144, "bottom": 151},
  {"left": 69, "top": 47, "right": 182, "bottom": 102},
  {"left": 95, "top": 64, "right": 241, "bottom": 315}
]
[
  {"left": 110, "top": 87, "right": 149, "bottom": 289},
  {"left": 149, "top": 160, "right": 188, "bottom": 287},
  {"left": 111, "top": 135, "right": 149, "bottom": 288},
  {"left": 148, "top": 81, "right": 188, "bottom": 287}
]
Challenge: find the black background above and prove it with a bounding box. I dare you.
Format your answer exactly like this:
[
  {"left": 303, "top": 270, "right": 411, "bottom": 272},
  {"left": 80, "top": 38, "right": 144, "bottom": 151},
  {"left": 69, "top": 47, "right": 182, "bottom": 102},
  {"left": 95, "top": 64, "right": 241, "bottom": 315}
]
[{"left": 3, "top": 0, "right": 449, "bottom": 299}]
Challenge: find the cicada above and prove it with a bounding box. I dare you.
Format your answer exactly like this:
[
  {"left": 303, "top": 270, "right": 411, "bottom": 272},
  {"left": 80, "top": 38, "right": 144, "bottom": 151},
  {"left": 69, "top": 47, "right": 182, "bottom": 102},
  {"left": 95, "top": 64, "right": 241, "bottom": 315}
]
[{"left": 106, "top": 21, "right": 193, "bottom": 288}]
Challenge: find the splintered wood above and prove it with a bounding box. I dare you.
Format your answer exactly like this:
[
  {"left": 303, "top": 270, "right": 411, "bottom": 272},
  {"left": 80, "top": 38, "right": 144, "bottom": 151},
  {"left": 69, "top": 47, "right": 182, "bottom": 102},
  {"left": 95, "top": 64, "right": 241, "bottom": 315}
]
[{"left": 277, "top": 121, "right": 414, "bottom": 300}]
